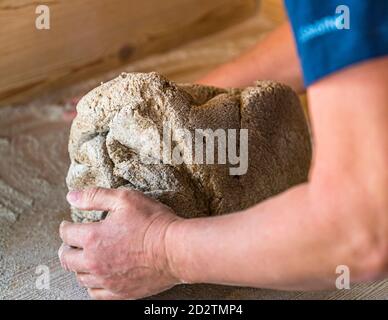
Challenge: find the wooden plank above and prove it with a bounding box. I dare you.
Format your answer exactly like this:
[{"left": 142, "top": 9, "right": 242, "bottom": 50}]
[
  {"left": 33, "top": 0, "right": 282, "bottom": 106},
  {"left": 0, "top": 0, "right": 257, "bottom": 105},
  {"left": 259, "top": 0, "right": 287, "bottom": 24}
]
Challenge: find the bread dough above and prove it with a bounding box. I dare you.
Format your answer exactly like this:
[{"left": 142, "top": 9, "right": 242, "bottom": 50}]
[{"left": 66, "top": 72, "right": 311, "bottom": 222}]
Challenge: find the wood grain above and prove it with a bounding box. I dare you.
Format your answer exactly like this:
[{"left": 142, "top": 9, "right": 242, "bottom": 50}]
[
  {"left": 0, "top": 0, "right": 256, "bottom": 104},
  {"left": 33, "top": 0, "right": 281, "bottom": 105}
]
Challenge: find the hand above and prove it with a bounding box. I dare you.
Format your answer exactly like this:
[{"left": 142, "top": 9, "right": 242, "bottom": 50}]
[{"left": 58, "top": 188, "right": 182, "bottom": 300}]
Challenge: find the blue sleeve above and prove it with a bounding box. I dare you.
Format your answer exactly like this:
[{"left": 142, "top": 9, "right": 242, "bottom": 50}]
[{"left": 284, "top": 0, "right": 388, "bottom": 86}]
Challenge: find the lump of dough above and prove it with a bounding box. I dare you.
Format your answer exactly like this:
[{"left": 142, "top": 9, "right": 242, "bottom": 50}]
[{"left": 66, "top": 72, "right": 311, "bottom": 222}]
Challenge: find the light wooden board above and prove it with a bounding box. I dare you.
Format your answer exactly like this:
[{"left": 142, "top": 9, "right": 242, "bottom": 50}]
[
  {"left": 30, "top": 0, "right": 283, "bottom": 105},
  {"left": 0, "top": 0, "right": 256, "bottom": 104}
]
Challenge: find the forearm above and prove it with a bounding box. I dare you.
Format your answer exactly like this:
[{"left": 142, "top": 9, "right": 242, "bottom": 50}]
[
  {"left": 197, "top": 22, "right": 304, "bottom": 93},
  {"left": 166, "top": 184, "right": 363, "bottom": 291}
]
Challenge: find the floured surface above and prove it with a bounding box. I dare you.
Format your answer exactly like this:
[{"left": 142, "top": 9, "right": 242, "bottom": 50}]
[{"left": 0, "top": 103, "right": 88, "bottom": 299}]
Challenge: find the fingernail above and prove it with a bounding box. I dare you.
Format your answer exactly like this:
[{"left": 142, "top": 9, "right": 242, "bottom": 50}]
[
  {"left": 67, "top": 191, "right": 80, "bottom": 205},
  {"left": 58, "top": 244, "right": 64, "bottom": 259},
  {"left": 59, "top": 220, "right": 68, "bottom": 237},
  {"left": 58, "top": 244, "right": 70, "bottom": 271}
]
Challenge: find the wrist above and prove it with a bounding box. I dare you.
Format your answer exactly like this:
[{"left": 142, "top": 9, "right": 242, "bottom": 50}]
[{"left": 164, "top": 217, "right": 197, "bottom": 284}]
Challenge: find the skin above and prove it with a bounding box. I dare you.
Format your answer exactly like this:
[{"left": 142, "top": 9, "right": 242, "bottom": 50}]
[
  {"left": 198, "top": 22, "right": 304, "bottom": 93},
  {"left": 59, "top": 22, "right": 388, "bottom": 299}
]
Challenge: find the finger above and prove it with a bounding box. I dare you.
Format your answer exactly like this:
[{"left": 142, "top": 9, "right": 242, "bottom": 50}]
[
  {"left": 62, "top": 97, "right": 80, "bottom": 121},
  {"left": 59, "top": 220, "right": 98, "bottom": 248},
  {"left": 70, "top": 97, "right": 80, "bottom": 106},
  {"left": 62, "top": 110, "right": 77, "bottom": 122},
  {"left": 88, "top": 288, "right": 122, "bottom": 300},
  {"left": 67, "top": 188, "right": 122, "bottom": 211},
  {"left": 58, "top": 244, "right": 89, "bottom": 272},
  {"left": 76, "top": 273, "right": 104, "bottom": 289}
]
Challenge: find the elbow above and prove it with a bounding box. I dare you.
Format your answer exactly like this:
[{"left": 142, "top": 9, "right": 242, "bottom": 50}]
[
  {"left": 346, "top": 226, "right": 388, "bottom": 282},
  {"left": 311, "top": 180, "right": 388, "bottom": 282}
]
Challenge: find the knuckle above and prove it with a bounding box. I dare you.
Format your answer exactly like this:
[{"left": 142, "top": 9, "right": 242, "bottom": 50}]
[
  {"left": 87, "top": 261, "right": 98, "bottom": 273},
  {"left": 84, "top": 229, "right": 98, "bottom": 246},
  {"left": 119, "top": 189, "right": 140, "bottom": 201},
  {"left": 93, "top": 265, "right": 105, "bottom": 275},
  {"left": 90, "top": 262, "right": 104, "bottom": 275},
  {"left": 101, "top": 278, "right": 113, "bottom": 289},
  {"left": 118, "top": 189, "right": 131, "bottom": 201},
  {"left": 84, "top": 255, "right": 99, "bottom": 273},
  {"left": 85, "top": 187, "right": 102, "bottom": 203},
  {"left": 85, "top": 187, "right": 103, "bottom": 203}
]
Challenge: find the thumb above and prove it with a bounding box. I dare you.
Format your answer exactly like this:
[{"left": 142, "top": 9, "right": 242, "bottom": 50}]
[{"left": 67, "top": 188, "right": 120, "bottom": 212}]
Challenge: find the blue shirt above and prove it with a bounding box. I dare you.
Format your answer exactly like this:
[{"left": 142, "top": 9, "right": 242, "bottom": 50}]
[{"left": 284, "top": 0, "right": 388, "bottom": 86}]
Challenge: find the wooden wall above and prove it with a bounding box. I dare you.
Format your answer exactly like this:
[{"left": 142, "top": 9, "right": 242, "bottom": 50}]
[{"left": 0, "top": 0, "right": 257, "bottom": 104}]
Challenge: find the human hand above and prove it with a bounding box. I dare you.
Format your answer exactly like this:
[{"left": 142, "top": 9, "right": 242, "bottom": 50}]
[
  {"left": 58, "top": 188, "right": 182, "bottom": 300},
  {"left": 62, "top": 97, "right": 79, "bottom": 121}
]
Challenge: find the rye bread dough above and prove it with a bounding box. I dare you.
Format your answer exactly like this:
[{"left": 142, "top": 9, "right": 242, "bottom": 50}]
[{"left": 66, "top": 72, "right": 312, "bottom": 222}]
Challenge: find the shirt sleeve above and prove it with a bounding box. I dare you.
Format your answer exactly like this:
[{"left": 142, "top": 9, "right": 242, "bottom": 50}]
[{"left": 284, "top": 0, "right": 388, "bottom": 86}]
